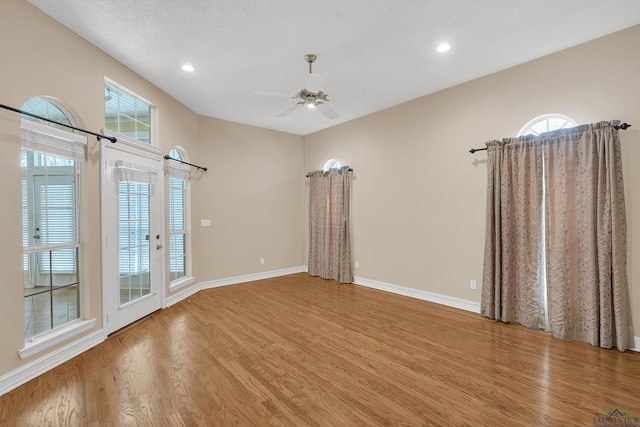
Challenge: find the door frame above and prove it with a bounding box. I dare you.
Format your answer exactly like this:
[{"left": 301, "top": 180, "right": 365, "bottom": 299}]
[{"left": 100, "top": 134, "right": 165, "bottom": 335}]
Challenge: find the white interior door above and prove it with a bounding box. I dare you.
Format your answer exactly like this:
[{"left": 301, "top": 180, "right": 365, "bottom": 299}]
[{"left": 101, "top": 140, "right": 164, "bottom": 335}]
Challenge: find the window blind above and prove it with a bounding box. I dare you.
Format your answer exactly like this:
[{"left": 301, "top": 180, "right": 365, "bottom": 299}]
[
  {"left": 21, "top": 119, "right": 87, "bottom": 161},
  {"left": 168, "top": 163, "right": 190, "bottom": 181},
  {"left": 115, "top": 160, "right": 158, "bottom": 185}
]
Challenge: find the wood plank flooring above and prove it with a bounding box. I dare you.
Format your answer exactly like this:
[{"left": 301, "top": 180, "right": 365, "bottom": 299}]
[{"left": 1, "top": 273, "right": 639, "bottom": 426}]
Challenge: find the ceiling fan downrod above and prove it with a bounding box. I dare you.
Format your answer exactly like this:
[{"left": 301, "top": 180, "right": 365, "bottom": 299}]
[{"left": 304, "top": 54, "right": 317, "bottom": 74}]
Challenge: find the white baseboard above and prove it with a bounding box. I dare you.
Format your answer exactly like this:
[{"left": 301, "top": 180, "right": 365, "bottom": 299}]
[
  {"left": 18, "top": 319, "right": 97, "bottom": 360},
  {"left": 200, "top": 266, "right": 308, "bottom": 289},
  {"left": 165, "top": 279, "right": 203, "bottom": 307},
  {"left": 165, "top": 265, "right": 308, "bottom": 307},
  {"left": 354, "top": 277, "right": 640, "bottom": 352},
  {"left": 0, "top": 329, "right": 106, "bottom": 397},
  {"left": 354, "top": 276, "right": 481, "bottom": 314},
  {"left": 168, "top": 276, "right": 195, "bottom": 294}
]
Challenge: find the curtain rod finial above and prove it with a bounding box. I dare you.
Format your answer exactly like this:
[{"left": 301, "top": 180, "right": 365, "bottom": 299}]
[
  {"left": 97, "top": 135, "right": 117, "bottom": 143},
  {"left": 469, "top": 147, "right": 488, "bottom": 154}
]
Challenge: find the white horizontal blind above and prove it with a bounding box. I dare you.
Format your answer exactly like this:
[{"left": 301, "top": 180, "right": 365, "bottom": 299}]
[
  {"left": 167, "top": 163, "right": 190, "bottom": 181},
  {"left": 115, "top": 160, "right": 158, "bottom": 184},
  {"left": 22, "top": 163, "right": 78, "bottom": 273},
  {"left": 36, "top": 175, "right": 77, "bottom": 272},
  {"left": 169, "top": 176, "right": 186, "bottom": 281},
  {"left": 21, "top": 119, "right": 86, "bottom": 161},
  {"left": 118, "top": 181, "right": 151, "bottom": 276}
]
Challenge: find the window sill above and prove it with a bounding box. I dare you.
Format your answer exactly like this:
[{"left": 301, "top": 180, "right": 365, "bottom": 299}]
[
  {"left": 18, "top": 318, "right": 97, "bottom": 360},
  {"left": 169, "top": 276, "right": 195, "bottom": 293}
]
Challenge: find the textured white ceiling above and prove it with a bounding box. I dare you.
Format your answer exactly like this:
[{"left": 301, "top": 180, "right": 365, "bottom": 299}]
[{"left": 28, "top": 0, "right": 640, "bottom": 135}]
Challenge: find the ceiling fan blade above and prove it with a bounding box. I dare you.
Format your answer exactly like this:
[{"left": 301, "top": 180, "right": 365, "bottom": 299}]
[
  {"left": 306, "top": 73, "right": 325, "bottom": 93},
  {"left": 316, "top": 103, "right": 339, "bottom": 120},
  {"left": 254, "top": 90, "right": 292, "bottom": 98},
  {"left": 275, "top": 103, "right": 299, "bottom": 118}
]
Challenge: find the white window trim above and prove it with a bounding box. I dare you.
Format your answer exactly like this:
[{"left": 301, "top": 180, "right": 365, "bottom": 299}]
[
  {"left": 18, "top": 318, "right": 97, "bottom": 360},
  {"left": 102, "top": 129, "right": 162, "bottom": 156},
  {"left": 169, "top": 276, "right": 195, "bottom": 293}
]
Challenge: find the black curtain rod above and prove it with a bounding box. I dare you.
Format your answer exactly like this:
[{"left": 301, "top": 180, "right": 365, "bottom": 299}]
[
  {"left": 0, "top": 103, "right": 117, "bottom": 143},
  {"left": 164, "top": 155, "right": 207, "bottom": 172},
  {"left": 306, "top": 167, "right": 353, "bottom": 178},
  {"left": 468, "top": 122, "right": 632, "bottom": 154}
]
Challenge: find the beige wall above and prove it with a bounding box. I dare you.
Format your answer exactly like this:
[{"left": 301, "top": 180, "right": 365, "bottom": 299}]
[
  {"left": 306, "top": 24, "right": 640, "bottom": 337},
  {"left": 0, "top": 0, "right": 304, "bottom": 377},
  {"left": 192, "top": 116, "right": 305, "bottom": 280}
]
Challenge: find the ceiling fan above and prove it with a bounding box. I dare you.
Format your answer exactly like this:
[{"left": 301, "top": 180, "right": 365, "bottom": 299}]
[{"left": 275, "top": 54, "right": 339, "bottom": 120}]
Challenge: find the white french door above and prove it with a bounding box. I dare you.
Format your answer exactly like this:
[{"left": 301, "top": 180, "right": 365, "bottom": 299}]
[{"left": 101, "top": 139, "right": 164, "bottom": 335}]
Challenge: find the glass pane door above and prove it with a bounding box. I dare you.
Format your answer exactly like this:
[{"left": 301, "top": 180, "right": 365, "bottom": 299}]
[
  {"left": 101, "top": 141, "right": 163, "bottom": 335},
  {"left": 118, "top": 181, "right": 151, "bottom": 306}
]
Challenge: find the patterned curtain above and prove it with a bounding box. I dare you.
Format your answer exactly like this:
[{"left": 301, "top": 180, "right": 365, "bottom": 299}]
[
  {"left": 308, "top": 166, "right": 353, "bottom": 283},
  {"left": 480, "top": 136, "right": 547, "bottom": 330},
  {"left": 481, "top": 121, "right": 630, "bottom": 351}
]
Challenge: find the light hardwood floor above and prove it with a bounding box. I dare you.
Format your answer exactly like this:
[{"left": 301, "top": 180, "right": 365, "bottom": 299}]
[{"left": 2, "top": 273, "right": 639, "bottom": 426}]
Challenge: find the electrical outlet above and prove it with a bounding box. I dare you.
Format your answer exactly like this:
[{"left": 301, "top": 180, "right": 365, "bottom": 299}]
[
  {"left": 470, "top": 280, "right": 477, "bottom": 290},
  {"left": 260, "top": 258, "right": 265, "bottom": 265},
  {"left": 355, "top": 261, "right": 359, "bottom": 269}
]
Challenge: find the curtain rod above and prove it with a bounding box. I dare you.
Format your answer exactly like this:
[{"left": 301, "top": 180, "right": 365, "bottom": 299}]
[
  {"left": 306, "top": 167, "right": 353, "bottom": 178},
  {"left": 0, "top": 102, "right": 117, "bottom": 143},
  {"left": 163, "top": 155, "right": 207, "bottom": 171},
  {"left": 468, "top": 122, "right": 632, "bottom": 154}
]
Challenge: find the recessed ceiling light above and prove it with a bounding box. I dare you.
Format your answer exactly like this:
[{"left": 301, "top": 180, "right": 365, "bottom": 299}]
[
  {"left": 182, "top": 64, "right": 195, "bottom": 72},
  {"left": 437, "top": 43, "right": 450, "bottom": 53}
]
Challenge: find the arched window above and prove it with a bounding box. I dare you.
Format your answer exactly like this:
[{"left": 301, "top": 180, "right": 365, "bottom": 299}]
[
  {"left": 323, "top": 159, "right": 342, "bottom": 171},
  {"left": 169, "top": 147, "right": 183, "bottom": 161},
  {"left": 167, "top": 146, "right": 192, "bottom": 286},
  {"left": 21, "top": 97, "right": 75, "bottom": 129},
  {"left": 21, "top": 97, "right": 85, "bottom": 340},
  {"left": 518, "top": 114, "right": 577, "bottom": 137}
]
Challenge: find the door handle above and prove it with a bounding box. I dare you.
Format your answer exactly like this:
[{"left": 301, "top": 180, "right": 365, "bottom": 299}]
[{"left": 156, "top": 244, "right": 163, "bottom": 250}]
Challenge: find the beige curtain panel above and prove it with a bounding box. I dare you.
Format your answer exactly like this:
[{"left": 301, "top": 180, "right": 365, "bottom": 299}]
[
  {"left": 481, "top": 120, "right": 630, "bottom": 351},
  {"left": 308, "top": 166, "right": 353, "bottom": 283}
]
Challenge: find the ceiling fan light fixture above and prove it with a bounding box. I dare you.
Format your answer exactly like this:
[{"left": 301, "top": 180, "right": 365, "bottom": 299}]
[{"left": 273, "top": 54, "right": 339, "bottom": 120}]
